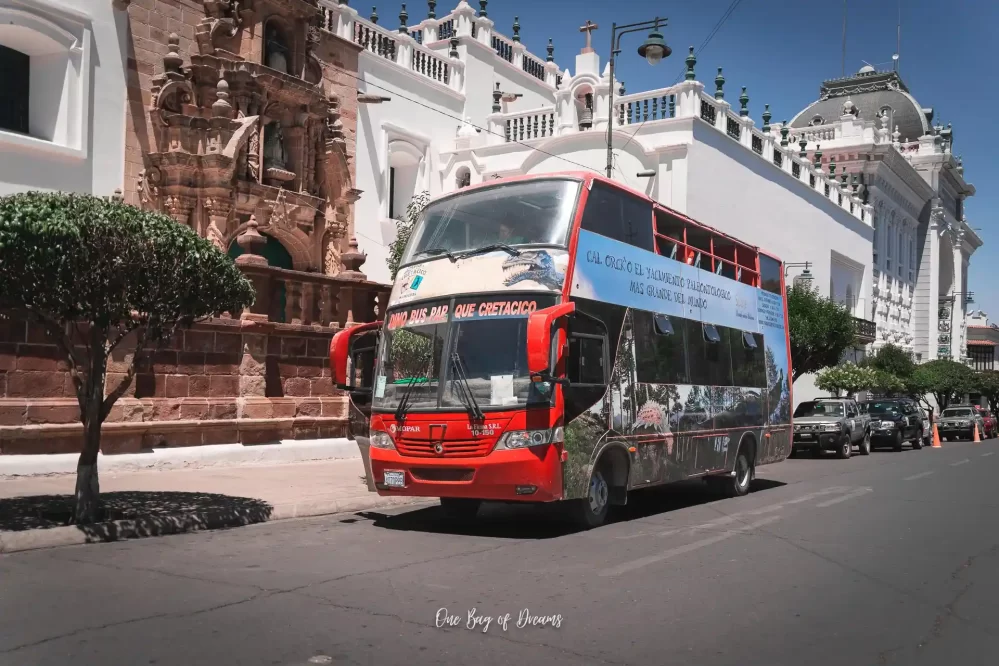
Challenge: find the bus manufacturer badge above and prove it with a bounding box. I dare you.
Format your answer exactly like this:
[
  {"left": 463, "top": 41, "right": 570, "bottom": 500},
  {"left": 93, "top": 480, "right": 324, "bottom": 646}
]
[{"left": 433, "top": 442, "right": 444, "bottom": 455}]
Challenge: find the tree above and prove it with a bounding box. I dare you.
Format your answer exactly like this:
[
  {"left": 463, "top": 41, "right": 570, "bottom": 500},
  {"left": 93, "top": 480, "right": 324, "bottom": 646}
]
[
  {"left": 786, "top": 284, "right": 857, "bottom": 382},
  {"left": 912, "top": 359, "right": 975, "bottom": 410},
  {"left": 869, "top": 369, "right": 905, "bottom": 396},
  {"left": 975, "top": 371, "right": 999, "bottom": 414},
  {"left": 862, "top": 343, "right": 915, "bottom": 380},
  {"left": 815, "top": 363, "right": 875, "bottom": 397},
  {"left": 0, "top": 192, "right": 254, "bottom": 522},
  {"left": 387, "top": 190, "right": 432, "bottom": 279}
]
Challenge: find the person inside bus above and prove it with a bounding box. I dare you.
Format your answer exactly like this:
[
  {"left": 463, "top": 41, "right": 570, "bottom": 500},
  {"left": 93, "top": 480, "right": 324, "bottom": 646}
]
[{"left": 497, "top": 221, "right": 528, "bottom": 246}]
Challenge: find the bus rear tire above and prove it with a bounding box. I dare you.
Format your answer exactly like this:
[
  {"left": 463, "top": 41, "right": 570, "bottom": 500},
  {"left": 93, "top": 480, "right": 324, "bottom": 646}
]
[
  {"left": 709, "top": 449, "right": 752, "bottom": 498},
  {"left": 570, "top": 468, "right": 610, "bottom": 530},
  {"left": 439, "top": 497, "right": 481, "bottom": 521}
]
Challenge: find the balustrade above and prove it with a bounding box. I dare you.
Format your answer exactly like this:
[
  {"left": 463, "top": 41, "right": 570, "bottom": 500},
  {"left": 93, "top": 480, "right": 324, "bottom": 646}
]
[
  {"left": 410, "top": 29, "right": 424, "bottom": 44},
  {"left": 618, "top": 92, "right": 676, "bottom": 125},
  {"left": 492, "top": 34, "right": 513, "bottom": 62},
  {"left": 438, "top": 18, "right": 456, "bottom": 40},
  {"left": 238, "top": 264, "right": 390, "bottom": 328},
  {"left": 522, "top": 54, "right": 545, "bottom": 81},
  {"left": 354, "top": 20, "right": 397, "bottom": 60},
  {"left": 504, "top": 108, "right": 556, "bottom": 142},
  {"left": 411, "top": 46, "right": 451, "bottom": 84}
]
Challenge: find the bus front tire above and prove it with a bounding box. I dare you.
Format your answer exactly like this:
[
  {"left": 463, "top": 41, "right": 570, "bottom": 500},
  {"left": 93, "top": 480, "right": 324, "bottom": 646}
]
[
  {"left": 439, "top": 497, "right": 481, "bottom": 521},
  {"left": 570, "top": 468, "right": 610, "bottom": 529}
]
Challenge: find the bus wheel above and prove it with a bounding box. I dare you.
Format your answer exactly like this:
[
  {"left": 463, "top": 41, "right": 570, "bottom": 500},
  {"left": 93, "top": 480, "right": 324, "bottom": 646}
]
[
  {"left": 570, "top": 468, "right": 610, "bottom": 529},
  {"left": 710, "top": 449, "right": 752, "bottom": 498},
  {"left": 439, "top": 498, "right": 481, "bottom": 521}
]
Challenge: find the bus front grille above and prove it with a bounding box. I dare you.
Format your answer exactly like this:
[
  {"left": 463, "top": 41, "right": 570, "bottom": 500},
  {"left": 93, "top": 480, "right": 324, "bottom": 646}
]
[{"left": 395, "top": 439, "right": 493, "bottom": 458}]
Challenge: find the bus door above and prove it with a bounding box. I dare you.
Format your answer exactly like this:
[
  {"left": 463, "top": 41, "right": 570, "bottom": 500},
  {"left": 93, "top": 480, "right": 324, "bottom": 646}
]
[{"left": 330, "top": 322, "right": 382, "bottom": 493}]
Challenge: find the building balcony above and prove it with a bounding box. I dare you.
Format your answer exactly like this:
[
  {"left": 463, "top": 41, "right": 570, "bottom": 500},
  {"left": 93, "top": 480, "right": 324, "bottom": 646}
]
[{"left": 854, "top": 317, "right": 877, "bottom": 344}]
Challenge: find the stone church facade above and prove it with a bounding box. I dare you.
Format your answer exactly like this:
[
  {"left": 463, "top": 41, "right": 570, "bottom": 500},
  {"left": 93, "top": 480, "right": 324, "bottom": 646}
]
[{"left": 1, "top": 0, "right": 391, "bottom": 455}]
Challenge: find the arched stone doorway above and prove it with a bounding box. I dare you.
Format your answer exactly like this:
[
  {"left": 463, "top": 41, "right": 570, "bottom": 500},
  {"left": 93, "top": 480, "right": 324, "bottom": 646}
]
[{"left": 229, "top": 234, "right": 294, "bottom": 322}]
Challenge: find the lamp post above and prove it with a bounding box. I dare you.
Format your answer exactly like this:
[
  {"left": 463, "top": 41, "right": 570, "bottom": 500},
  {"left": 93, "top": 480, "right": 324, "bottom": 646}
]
[{"left": 605, "top": 18, "right": 671, "bottom": 178}]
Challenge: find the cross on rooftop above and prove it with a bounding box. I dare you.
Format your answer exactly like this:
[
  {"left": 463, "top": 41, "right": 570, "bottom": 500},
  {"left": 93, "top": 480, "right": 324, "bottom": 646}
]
[{"left": 579, "top": 20, "right": 599, "bottom": 53}]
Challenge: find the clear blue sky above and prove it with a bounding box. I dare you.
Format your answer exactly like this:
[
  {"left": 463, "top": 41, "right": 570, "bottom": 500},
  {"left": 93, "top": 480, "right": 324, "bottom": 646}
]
[{"left": 444, "top": 0, "right": 995, "bottom": 316}]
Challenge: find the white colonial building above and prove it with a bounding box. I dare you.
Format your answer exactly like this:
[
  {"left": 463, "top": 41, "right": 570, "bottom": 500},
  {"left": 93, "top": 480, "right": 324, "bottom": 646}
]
[
  {"left": 325, "top": 1, "right": 977, "bottom": 394},
  {"left": 0, "top": 0, "right": 127, "bottom": 197}
]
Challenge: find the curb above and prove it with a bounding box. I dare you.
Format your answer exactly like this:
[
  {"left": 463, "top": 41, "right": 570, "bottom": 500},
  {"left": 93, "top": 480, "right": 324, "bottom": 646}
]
[{"left": 0, "top": 495, "right": 433, "bottom": 555}]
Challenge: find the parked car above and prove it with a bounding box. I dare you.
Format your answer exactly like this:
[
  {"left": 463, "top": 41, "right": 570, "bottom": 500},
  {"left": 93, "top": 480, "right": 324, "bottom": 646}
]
[
  {"left": 862, "top": 398, "right": 924, "bottom": 451},
  {"left": 937, "top": 406, "right": 987, "bottom": 441},
  {"left": 792, "top": 397, "right": 871, "bottom": 459},
  {"left": 972, "top": 405, "right": 997, "bottom": 438}
]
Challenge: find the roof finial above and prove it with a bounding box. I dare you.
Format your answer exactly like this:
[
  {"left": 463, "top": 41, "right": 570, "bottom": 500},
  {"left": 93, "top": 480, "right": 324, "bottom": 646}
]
[
  {"left": 780, "top": 121, "right": 789, "bottom": 147},
  {"left": 799, "top": 136, "right": 808, "bottom": 158},
  {"left": 684, "top": 47, "right": 696, "bottom": 81},
  {"left": 427, "top": 0, "right": 436, "bottom": 19},
  {"left": 512, "top": 16, "right": 520, "bottom": 43},
  {"left": 739, "top": 86, "right": 749, "bottom": 117},
  {"left": 714, "top": 67, "right": 725, "bottom": 100},
  {"left": 398, "top": 4, "right": 408, "bottom": 33},
  {"left": 547, "top": 37, "right": 554, "bottom": 62},
  {"left": 762, "top": 104, "right": 772, "bottom": 133},
  {"left": 369, "top": 6, "right": 378, "bottom": 24},
  {"left": 478, "top": 0, "right": 487, "bottom": 18}
]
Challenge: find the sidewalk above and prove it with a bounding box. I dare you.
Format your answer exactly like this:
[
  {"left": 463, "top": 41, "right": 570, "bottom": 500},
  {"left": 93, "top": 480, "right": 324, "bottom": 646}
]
[{"left": 0, "top": 458, "right": 432, "bottom": 554}]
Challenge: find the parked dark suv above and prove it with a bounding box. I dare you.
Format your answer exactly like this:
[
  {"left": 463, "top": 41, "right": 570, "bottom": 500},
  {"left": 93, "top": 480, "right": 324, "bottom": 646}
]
[{"left": 862, "top": 398, "right": 924, "bottom": 451}]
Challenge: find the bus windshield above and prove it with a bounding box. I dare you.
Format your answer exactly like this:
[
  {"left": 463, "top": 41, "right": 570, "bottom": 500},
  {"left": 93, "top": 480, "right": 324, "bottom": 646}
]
[
  {"left": 374, "top": 296, "right": 554, "bottom": 412},
  {"left": 399, "top": 179, "right": 580, "bottom": 266}
]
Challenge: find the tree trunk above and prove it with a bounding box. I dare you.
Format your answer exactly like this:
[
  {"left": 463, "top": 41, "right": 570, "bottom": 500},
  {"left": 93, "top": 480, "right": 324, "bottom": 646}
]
[{"left": 74, "top": 333, "right": 107, "bottom": 524}]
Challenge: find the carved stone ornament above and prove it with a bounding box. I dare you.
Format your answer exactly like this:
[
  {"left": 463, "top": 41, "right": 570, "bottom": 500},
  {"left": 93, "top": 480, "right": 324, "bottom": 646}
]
[{"left": 137, "top": 167, "right": 161, "bottom": 206}]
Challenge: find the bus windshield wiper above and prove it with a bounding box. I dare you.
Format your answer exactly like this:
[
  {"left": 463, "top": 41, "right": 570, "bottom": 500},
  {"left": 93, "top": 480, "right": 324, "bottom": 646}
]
[
  {"left": 394, "top": 376, "right": 427, "bottom": 422},
  {"left": 449, "top": 352, "right": 484, "bottom": 421},
  {"left": 416, "top": 247, "right": 459, "bottom": 262},
  {"left": 454, "top": 244, "right": 521, "bottom": 260}
]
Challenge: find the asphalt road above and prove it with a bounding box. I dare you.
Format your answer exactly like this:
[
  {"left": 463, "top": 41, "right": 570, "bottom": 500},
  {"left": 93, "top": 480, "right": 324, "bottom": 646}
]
[{"left": 2, "top": 439, "right": 999, "bottom": 666}]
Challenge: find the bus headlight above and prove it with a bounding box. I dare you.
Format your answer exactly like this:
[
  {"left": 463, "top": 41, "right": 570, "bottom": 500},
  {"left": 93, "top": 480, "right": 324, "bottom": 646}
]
[
  {"left": 370, "top": 430, "right": 396, "bottom": 450},
  {"left": 496, "top": 427, "right": 564, "bottom": 450}
]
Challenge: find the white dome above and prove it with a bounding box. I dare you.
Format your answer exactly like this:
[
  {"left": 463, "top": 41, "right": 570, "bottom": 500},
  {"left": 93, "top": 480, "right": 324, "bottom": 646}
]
[{"left": 857, "top": 64, "right": 876, "bottom": 75}]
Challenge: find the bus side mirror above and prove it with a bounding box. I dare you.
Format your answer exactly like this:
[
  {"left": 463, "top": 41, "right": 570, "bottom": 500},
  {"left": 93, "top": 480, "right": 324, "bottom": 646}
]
[
  {"left": 330, "top": 321, "right": 383, "bottom": 391},
  {"left": 526, "top": 302, "right": 576, "bottom": 385}
]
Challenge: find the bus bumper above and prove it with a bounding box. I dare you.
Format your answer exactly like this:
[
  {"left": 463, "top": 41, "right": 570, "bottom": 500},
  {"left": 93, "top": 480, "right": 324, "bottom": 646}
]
[{"left": 369, "top": 444, "right": 563, "bottom": 502}]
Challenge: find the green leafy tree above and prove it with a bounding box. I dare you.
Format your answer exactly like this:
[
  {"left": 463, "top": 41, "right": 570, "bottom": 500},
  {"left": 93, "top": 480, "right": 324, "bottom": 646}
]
[
  {"left": 912, "top": 359, "right": 975, "bottom": 410},
  {"left": 869, "top": 369, "right": 905, "bottom": 396},
  {"left": 387, "top": 190, "right": 432, "bottom": 279},
  {"left": 815, "top": 363, "right": 875, "bottom": 397},
  {"left": 975, "top": 370, "right": 999, "bottom": 414},
  {"left": 787, "top": 284, "right": 857, "bottom": 382},
  {"left": 0, "top": 192, "right": 254, "bottom": 523},
  {"left": 861, "top": 343, "right": 916, "bottom": 380}
]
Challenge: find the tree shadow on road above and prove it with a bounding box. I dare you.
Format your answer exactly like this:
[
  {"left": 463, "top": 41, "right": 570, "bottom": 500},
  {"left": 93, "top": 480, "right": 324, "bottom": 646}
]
[
  {"left": 0, "top": 491, "right": 273, "bottom": 543},
  {"left": 357, "top": 479, "right": 786, "bottom": 540}
]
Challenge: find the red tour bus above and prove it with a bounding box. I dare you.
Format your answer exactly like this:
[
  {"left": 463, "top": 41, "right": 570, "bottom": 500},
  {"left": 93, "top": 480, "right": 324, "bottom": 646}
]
[{"left": 331, "top": 173, "right": 792, "bottom": 528}]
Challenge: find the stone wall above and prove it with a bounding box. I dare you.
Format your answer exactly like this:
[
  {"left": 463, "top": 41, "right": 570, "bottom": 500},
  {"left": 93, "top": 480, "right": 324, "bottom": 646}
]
[{"left": 0, "top": 315, "right": 348, "bottom": 455}]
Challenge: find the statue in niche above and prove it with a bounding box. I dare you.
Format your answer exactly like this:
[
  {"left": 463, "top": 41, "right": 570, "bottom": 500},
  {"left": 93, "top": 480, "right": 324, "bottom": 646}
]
[
  {"left": 263, "top": 122, "right": 288, "bottom": 171},
  {"left": 246, "top": 126, "right": 260, "bottom": 181},
  {"left": 265, "top": 24, "right": 289, "bottom": 73}
]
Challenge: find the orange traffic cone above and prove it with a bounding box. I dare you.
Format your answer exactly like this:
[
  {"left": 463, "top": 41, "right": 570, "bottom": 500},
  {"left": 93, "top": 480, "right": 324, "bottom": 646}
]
[
  {"left": 931, "top": 423, "right": 942, "bottom": 448},
  {"left": 974, "top": 423, "right": 982, "bottom": 443}
]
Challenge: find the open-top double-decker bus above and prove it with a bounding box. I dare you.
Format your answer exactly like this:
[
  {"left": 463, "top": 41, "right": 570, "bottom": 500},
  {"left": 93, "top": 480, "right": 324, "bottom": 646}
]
[{"left": 331, "top": 173, "right": 792, "bottom": 528}]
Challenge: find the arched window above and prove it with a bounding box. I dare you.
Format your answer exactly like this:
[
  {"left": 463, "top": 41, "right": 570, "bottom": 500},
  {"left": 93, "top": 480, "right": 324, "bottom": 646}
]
[
  {"left": 387, "top": 139, "right": 425, "bottom": 221},
  {"left": 810, "top": 114, "right": 824, "bottom": 126},
  {"left": 0, "top": 44, "right": 29, "bottom": 134},
  {"left": 263, "top": 20, "right": 291, "bottom": 74}
]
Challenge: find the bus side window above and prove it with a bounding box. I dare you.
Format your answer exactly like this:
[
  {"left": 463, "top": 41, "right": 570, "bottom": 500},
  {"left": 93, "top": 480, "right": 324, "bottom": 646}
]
[
  {"left": 580, "top": 182, "right": 654, "bottom": 251},
  {"left": 732, "top": 331, "right": 765, "bottom": 388},
  {"left": 635, "top": 310, "right": 688, "bottom": 385},
  {"left": 686, "top": 320, "right": 733, "bottom": 387}
]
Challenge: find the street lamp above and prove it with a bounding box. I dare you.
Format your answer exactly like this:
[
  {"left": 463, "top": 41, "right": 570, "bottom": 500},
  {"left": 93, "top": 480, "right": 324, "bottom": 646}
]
[
  {"left": 606, "top": 18, "right": 671, "bottom": 178},
  {"left": 784, "top": 261, "right": 813, "bottom": 287}
]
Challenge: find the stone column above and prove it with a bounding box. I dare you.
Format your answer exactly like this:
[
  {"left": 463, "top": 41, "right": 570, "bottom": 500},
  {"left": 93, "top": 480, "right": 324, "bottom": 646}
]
[{"left": 952, "top": 233, "right": 966, "bottom": 361}]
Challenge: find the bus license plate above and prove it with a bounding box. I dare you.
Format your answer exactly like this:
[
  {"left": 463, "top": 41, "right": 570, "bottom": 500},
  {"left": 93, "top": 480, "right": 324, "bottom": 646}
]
[
  {"left": 384, "top": 471, "right": 406, "bottom": 488},
  {"left": 799, "top": 433, "right": 812, "bottom": 439}
]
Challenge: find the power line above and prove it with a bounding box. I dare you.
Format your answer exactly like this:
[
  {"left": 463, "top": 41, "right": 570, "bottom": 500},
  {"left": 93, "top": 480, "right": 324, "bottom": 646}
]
[{"left": 327, "top": 64, "right": 601, "bottom": 175}]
